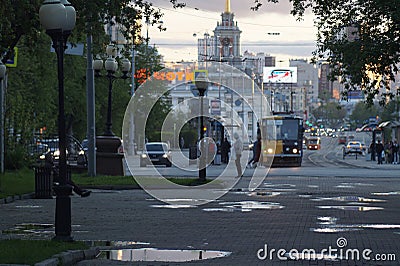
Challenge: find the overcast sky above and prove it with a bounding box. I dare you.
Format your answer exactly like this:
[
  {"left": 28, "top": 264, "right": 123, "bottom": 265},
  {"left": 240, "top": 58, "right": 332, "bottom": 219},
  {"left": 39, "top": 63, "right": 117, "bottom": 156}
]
[{"left": 146, "top": 0, "right": 317, "bottom": 65}]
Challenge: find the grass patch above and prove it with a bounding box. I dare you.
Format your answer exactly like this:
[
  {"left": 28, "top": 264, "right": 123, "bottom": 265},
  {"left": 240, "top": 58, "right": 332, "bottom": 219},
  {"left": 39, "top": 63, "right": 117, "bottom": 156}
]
[
  {"left": 74, "top": 174, "right": 138, "bottom": 186},
  {"left": 0, "top": 239, "right": 88, "bottom": 265},
  {"left": 0, "top": 168, "right": 34, "bottom": 198},
  {"left": 0, "top": 168, "right": 216, "bottom": 199}
]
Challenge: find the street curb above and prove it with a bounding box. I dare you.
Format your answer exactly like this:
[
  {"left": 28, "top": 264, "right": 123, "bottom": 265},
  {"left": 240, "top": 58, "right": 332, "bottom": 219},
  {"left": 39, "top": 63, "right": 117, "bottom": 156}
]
[
  {"left": 34, "top": 247, "right": 100, "bottom": 266},
  {"left": 0, "top": 193, "right": 35, "bottom": 205}
]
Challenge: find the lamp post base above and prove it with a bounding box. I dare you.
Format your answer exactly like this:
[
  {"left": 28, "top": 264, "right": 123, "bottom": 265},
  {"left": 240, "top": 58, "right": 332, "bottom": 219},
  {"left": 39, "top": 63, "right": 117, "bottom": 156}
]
[
  {"left": 53, "top": 185, "right": 73, "bottom": 242},
  {"left": 96, "top": 136, "right": 124, "bottom": 176}
]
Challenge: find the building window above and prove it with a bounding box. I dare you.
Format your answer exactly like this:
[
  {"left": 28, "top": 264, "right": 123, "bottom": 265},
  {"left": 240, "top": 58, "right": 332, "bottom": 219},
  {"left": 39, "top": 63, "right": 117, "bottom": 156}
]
[{"left": 248, "top": 112, "right": 253, "bottom": 133}]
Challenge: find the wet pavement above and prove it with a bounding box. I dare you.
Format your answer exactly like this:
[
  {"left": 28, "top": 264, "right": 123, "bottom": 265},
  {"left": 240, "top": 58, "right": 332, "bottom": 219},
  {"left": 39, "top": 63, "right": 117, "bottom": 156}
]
[{"left": 1, "top": 174, "right": 400, "bottom": 265}]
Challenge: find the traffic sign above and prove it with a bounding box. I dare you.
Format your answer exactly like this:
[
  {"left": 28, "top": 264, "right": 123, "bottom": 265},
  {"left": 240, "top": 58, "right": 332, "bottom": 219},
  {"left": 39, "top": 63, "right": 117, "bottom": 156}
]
[{"left": 5, "top": 47, "right": 18, "bottom": 67}]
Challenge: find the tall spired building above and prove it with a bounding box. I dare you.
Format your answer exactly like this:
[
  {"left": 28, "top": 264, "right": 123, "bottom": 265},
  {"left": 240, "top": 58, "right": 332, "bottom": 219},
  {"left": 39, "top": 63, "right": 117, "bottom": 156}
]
[{"left": 213, "top": 0, "right": 242, "bottom": 66}]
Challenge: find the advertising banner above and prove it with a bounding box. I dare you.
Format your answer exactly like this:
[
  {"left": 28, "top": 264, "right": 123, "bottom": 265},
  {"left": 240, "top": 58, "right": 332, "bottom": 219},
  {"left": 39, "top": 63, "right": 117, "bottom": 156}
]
[{"left": 263, "top": 67, "right": 297, "bottom": 83}]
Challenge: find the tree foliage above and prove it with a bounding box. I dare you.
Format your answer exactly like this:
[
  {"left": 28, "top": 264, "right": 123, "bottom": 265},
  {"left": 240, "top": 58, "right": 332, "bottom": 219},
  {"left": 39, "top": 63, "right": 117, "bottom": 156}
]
[
  {"left": 1, "top": 0, "right": 172, "bottom": 169},
  {"left": 251, "top": 0, "right": 400, "bottom": 105}
]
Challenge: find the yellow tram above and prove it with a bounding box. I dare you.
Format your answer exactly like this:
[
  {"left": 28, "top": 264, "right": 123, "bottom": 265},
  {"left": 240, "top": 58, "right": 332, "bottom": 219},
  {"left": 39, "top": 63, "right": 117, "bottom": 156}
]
[{"left": 261, "top": 114, "right": 304, "bottom": 167}]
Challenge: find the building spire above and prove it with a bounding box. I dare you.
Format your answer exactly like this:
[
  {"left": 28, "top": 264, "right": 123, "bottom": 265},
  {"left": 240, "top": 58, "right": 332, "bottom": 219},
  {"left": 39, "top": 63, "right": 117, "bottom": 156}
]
[{"left": 225, "top": 0, "right": 230, "bottom": 13}]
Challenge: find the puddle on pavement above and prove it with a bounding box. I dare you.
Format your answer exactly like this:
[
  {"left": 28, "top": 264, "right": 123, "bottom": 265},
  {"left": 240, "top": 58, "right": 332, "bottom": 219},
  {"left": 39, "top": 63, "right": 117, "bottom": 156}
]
[
  {"left": 202, "top": 208, "right": 235, "bottom": 212},
  {"left": 247, "top": 191, "right": 281, "bottom": 198},
  {"left": 298, "top": 194, "right": 313, "bottom": 198},
  {"left": 311, "top": 227, "right": 361, "bottom": 233},
  {"left": 150, "top": 204, "right": 197, "bottom": 209},
  {"left": 2, "top": 223, "right": 88, "bottom": 239},
  {"left": 263, "top": 183, "right": 296, "bottom": 187},
  {"left": 372, "top": 191, "right": 400, "bottom": 196},
  {"left": 202, "top": 201, "right": 284, "bottom": 212},
  {"left": 317, "top": 217, "right": 338, "bottom": 225},
  {"left": 164, "top": 198, "right": 213, "bottom": 205},
  {"left": 317, "top": 205, "right": 384, "bottom": 211},
  {"left": 313, "top": 216, "right": 400, "bottom": 233},
  {"left": 86, "top": 240, "right": 150, "bottom": 248},
  {"left": 312, "top": 196, "right": 386, "bottom": 202},
  {"left": 221, "top": 201, "right": 284, "bottom": 210},
  {"left": 100, "top": 248, "right": 231, "bottom": 262},
  {"left": 335, "top": 185, "right": 355, "bottom": 188},
  {"left": 2, "top": 223, "right": 55, "bottom": 239},
  {"left": 341, "top": 183, "right": 375, "bottom": 187}
]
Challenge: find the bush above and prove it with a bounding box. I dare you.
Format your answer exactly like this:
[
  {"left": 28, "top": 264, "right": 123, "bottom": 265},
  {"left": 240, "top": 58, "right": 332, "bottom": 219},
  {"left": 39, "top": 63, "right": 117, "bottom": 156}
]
[{"left": 5, "top": 145, "right": 28, "bottom": 170}]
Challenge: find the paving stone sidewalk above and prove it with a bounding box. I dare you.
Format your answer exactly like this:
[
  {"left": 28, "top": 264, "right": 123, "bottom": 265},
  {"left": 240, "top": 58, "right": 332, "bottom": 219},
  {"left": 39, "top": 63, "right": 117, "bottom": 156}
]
[{"left": 1, "top": 173, "right": 400, "bottom": 265}]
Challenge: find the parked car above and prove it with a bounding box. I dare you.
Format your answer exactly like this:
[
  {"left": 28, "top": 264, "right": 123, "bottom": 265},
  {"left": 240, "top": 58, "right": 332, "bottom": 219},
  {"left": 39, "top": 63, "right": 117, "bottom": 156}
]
[
  {"left": 140, "top": 142, "right": 172, "bottom": 167},
  {"left": 39, "top": 136, "right": 87, "bottom": 166}
]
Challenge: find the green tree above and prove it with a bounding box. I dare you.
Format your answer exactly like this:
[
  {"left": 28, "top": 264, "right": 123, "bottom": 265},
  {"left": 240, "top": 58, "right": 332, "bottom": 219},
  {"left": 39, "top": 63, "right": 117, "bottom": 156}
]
[{"left": 349, "top": 101, "right": 379, "bottom": 126}]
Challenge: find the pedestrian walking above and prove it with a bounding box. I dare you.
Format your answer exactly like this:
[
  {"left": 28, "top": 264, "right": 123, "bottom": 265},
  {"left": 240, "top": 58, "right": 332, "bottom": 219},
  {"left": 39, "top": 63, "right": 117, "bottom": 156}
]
[
  {"left": 247, "top": 135, "right": 261, "bottom": 168},
  {"left": 221, "top": 138, "right": 231, "bottom": 164},
  {"left": 233, "top": 132, "right": 243, "bottom": 178},
  {"left": 392, "top": 139, "right": 399, "bottom": 164},
  {"left": 376, "top": 140, "right": 384, "bottom": 164},
  {"left": 45, "top": 152, "right": 91, "bottom": 197}
]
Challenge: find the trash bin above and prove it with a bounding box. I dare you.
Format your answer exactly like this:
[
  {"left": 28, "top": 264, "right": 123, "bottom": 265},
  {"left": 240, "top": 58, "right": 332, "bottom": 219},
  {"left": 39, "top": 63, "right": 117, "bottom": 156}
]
[
  {"left": 34, "top": 167, "right": 53, "bottom": 199},
  {"left": 34, "top": 166, "right": 72, "bottom": 199},
  {"left": 189, "top": 146, "right": 198, "bottom": 165}
]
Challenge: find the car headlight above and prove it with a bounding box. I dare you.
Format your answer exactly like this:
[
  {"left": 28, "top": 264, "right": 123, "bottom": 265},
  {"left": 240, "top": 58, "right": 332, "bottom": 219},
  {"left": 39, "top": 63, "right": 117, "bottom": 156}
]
[
  {"left": 54, "top": 150, "right": 60, "bottom": 157},
  {"left": 141, "top": 154, "right": 147, "bottom": 158},
  {"left": 39, "top": 154, "right": 45, "bottom": 160},
  {"left": 78, "top": 150, "right": 85, "bottom": 155},
  {"left": 267, "top": 148, "right": 274, "bottom": 154},
  {"left": 162, "top": 153, "right": 168, "bottom": 158},
  {"left": 293, "top": 148, "right": 298, "bottom": 154}
]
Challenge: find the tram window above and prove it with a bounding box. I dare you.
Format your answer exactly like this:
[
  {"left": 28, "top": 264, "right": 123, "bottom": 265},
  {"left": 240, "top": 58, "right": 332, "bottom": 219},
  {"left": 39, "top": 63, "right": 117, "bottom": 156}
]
[{"left": 280, "top": 120, "right": 298, "bottom": 140}]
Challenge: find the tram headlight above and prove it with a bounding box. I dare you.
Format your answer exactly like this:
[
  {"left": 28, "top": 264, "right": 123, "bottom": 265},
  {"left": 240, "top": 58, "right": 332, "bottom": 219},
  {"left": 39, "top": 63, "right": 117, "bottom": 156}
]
[
  {"left": 267, "top": 148, "right": 274, "bottom": 154},
  {"left": 293, "top": 148, "right": 298, "bottom": 154}
]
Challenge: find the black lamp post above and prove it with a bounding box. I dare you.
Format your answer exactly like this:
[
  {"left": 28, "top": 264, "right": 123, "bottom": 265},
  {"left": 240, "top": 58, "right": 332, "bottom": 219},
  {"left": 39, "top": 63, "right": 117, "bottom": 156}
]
[
  {"left": 0, "top": 61, "right": 6, "bottom": 174},
  {"left": 93, "top": 46, "right": 131, "bottom": 136},
  {"left": 39, "top": 0, "right": 76, "bottom": 241},
  {"left": 93, "top": 46, "right": 131, "bottom": 176},
  {"left": 195, "top": 72, "right": 209, "bottom": 182}
]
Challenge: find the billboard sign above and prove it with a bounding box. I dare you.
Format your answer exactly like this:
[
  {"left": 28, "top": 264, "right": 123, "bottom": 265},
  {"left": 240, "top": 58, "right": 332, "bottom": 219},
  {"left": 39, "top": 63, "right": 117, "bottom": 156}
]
[
  {"left": 211, "top": 99, "right": 221, "bottom": 115},
  {"left": 348, "top": 90, "right": 364, "bottom": 100},
  {"left": 263, "top": 67, "right": 297, "bottom": 83}
]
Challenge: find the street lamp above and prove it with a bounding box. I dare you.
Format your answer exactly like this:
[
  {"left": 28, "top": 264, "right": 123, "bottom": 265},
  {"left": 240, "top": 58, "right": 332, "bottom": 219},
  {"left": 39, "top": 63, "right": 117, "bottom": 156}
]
[
  {"left": 39, "top": 0, "right": 76, "bottom": 241},
  {"left": 94, "top": 46, "right": 131, "bottom": 136},
  {"left": 0, "top": 61, "right": 6, "bottom": 174},
  {"left": 194, "top": 72, "right": 209, "bottom": 182},
  {"left": 93, "top": 45, "right": 131, "bottom": 176}
]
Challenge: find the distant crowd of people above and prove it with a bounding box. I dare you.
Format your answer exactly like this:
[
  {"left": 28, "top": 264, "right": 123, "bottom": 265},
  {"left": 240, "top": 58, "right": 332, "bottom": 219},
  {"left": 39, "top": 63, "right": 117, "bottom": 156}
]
[{"left": 371, "top": 139, "right": 399, "bottom": 165}]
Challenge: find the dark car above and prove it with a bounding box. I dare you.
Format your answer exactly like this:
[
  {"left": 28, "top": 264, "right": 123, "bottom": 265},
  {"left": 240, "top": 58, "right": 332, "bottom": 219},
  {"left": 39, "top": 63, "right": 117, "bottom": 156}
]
[
  {"left": 39, "top": 136, "right": 87, "bottom": 166},
  {"left": 140, "top": 142, "right": 172, "bottom": 167}
]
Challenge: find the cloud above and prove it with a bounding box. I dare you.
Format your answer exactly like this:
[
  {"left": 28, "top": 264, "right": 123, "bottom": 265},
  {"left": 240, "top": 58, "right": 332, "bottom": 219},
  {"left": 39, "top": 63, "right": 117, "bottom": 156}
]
[{"left": 149, "top": 0, "right": 294, "bottom": 17}]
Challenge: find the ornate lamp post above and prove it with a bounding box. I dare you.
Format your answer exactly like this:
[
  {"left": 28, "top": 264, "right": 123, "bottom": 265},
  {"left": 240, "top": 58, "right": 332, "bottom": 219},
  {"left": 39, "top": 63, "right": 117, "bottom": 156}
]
[
  {"left": 39, "top": 0, "right": 76, "bottom": 241},
  {"left": 195, "top": 72, "right": 209, "bottom": 182},
  {"left": 93, "top": 46, "right": 131, "bottom": 175}
]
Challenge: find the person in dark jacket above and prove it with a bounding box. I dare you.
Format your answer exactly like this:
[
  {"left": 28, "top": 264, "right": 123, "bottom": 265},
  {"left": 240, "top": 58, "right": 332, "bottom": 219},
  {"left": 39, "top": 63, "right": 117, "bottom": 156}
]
[
  {"left": 376, "top": 140, "right": 384, "bottom": 164},
  {"left": 221, "top": 138, "right": 231, "bottom": 164},
  {"left": 45, "top": 152, "right": 91, "bottom": 197}
]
